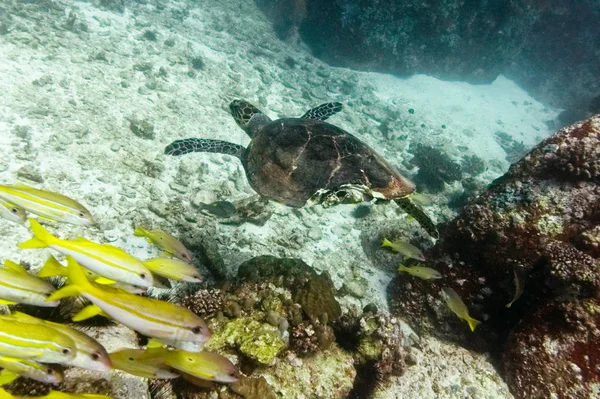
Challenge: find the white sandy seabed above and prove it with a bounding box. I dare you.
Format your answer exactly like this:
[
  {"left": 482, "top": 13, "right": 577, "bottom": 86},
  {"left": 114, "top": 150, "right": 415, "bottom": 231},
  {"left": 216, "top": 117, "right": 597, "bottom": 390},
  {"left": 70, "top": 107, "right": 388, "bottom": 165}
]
[{"left": 0, "top": 0, "right": 558, "bottom": 398}]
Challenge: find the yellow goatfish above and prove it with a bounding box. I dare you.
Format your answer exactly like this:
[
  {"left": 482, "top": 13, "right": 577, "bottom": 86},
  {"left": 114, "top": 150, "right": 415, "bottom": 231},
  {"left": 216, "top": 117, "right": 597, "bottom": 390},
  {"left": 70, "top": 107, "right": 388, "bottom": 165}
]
[
  {"left": 0, "top": 183, "right": 94, "bottom": 226},
  {"left": 5, "top": 312, "right": 112, "bottom": 372},
  {"left": 0, "top": 199, "right": 26, "bottom": 225},
  {"left": 47, "top": 256, "right": 211, "bottom": 346},
  {"left": 441, "top": 287, "right": 481, "bottom": 332},
  {"left": 0, "top": 356, "right": 63, "bottom": 384},
  {"left": 134, "top": 227, "right": 192, "bottom": 263},
  {"left": 19, "top": 219, "right": 154, "bottom": 288},
  {"left": 0, "top": 260, "right": 59, "bottom": 307},
  {"left": 39, "top": 256, "right": 147, "bottom": 294},
  {"left": 0, "top": 318, "right": 75, "bottom": 363},
  {"left": 17, "top": 390, "right": 113, "bottom": 399},
  {"left": 142, "top": 258, "right": 203, "bottom": 283},
  {"left": 381, "top": 238, "right": 426, "bottom": 261},
  {"left": 156, "top": 349, "right": 240, "bottom": 383},
  {"left": 398, "top": 264, "right": 442, "bottom": 280},
  {"left": 109, "top": 348, "right": 179, "bottom": 379}
]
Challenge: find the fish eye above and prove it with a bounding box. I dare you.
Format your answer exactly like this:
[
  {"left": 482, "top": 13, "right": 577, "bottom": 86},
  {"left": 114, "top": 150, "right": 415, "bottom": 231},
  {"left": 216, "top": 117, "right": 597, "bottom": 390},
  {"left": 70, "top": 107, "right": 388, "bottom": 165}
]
[
  {"left": 79, "top": 212, "right": 85, "bottom": 217},
  {"left": 10, "top": 207, "right": 18, "bottom": 214},
  {"left": 46, "top": 368, "right": 54, "bottom": 374},
  {"left": 140, "top": 273, "right": 147, "bottom": 278},
  {"left": 191, "top": 326, "right": 202, "bottom": 334},
  {"left": 62, "top": 348, "right": 71, "bottom": 355},
  {"left": 128, "top": 357, "right": 135, "bottom": 361},
  {"left": 91, "top": 353, "right": 101, "bottom": 361}
]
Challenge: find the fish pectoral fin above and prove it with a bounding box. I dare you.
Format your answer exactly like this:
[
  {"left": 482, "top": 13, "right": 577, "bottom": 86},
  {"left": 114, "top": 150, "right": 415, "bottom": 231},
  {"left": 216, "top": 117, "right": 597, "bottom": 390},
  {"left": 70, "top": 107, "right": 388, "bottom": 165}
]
[
  {"left": 0, "top": 299, "right": 17, "bottom": 305},
  {"left": 94, "top": 276, "right": 117, "bottom": 285},
  {"left": 0, "top": 369, "right": 19, "bottom": 385},
  {"left": 73, "top": 304, "right": 107, "bottom": 321}
]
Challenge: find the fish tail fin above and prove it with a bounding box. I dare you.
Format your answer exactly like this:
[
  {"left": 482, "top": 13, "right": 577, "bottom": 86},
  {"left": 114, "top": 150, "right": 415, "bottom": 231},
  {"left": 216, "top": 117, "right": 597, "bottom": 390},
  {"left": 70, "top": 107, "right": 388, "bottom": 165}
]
[
  {"left": 38, "top": 256, "right": 67, "bottom": 278},
  {"left": 133, "top": 226, "right": 149, "bottom": 237},
  {"left": 398, "top": 264, "right": 408, "bottom": 272},
  {"left": 46, "top": 256, "right": 91, "bottom": 301},
  {"left": 467, "top": 317, "right": 481, "bottom": 332},
  {"left": 18, "top": 219, "right": 56, "bottom": 249},
  {"left": 381, "top": 238, "right": 391, "bottom": 248},
  {"left": 2, "top": 259, "right": 26, "bottom": 273}
]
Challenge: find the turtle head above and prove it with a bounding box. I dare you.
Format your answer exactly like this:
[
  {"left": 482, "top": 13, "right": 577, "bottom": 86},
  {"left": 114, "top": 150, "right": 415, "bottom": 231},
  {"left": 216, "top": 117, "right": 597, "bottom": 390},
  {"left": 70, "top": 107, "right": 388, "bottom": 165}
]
[{"left": 230, "top": 100, "right": 272, "bottom": 138}]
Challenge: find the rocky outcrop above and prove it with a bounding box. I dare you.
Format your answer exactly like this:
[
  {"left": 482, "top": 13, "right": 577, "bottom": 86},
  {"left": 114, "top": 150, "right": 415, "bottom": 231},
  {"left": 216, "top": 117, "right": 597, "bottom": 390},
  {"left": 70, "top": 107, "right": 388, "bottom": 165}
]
[
  {"left": 387, "top": 114, "right": 600, "bottom": 398},
  {"left": 257, "top": 0, "right": 600, "bottom": 112}
]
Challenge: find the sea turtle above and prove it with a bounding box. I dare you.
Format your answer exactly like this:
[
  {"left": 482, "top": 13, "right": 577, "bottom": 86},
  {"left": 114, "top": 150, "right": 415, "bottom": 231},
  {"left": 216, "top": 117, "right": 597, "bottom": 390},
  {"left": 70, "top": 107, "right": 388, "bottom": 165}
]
[{"left": 165, "top": 100, "right": 439, "bottom": 238}]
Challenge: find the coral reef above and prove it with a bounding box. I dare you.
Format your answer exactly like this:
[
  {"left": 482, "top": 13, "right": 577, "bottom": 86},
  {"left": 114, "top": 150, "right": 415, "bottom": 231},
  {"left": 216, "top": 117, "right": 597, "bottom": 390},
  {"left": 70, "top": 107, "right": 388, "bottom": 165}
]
[
  {"left": 388, "top": 115, "right": 600, "bottom": 397},
  {"left": 408, "top": 144, "right": 462, "bottom": 193}
]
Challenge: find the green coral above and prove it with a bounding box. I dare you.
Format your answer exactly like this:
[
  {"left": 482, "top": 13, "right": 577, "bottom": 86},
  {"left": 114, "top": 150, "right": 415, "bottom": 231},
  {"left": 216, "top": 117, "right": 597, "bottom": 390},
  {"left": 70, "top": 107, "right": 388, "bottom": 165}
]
[{"left": 205, "top": 318, "right": 286, "bottom": 365}]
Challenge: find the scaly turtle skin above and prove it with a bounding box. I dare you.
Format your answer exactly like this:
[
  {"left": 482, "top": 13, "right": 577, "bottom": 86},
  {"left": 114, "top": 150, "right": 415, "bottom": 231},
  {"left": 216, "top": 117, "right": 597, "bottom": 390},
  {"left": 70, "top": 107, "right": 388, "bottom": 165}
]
[{"left": 165, "top": 100, "right": 439, "bottom": 238}]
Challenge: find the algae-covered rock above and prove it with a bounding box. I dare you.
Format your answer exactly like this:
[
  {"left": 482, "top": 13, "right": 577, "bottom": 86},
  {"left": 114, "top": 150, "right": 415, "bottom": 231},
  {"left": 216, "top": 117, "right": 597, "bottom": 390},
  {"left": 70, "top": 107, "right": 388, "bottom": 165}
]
[
  {"left": 237, "top": 255, "right": 341, "bottom": 322},
  {"left": 229, "top": 376, "right": 278, "bottom": 399},
  {"left": 388, "top": 114, "right": 600, "bottom": 397},
  {"left": 259, "top": 348, "right": 356, "bottom": 398},
  {"left": 205, "top": 318, "right": 286, "bottom": 365},
  {"left": 293, "top": 271, "right": 342, "bottom": 322}
]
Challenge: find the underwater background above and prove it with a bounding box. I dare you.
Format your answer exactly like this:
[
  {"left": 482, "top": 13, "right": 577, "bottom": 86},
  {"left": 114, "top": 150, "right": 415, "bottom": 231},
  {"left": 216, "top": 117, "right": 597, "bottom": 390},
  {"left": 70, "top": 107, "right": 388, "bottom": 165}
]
[{"left": 0, "top": 0, "right": 598, "bottom": 398}]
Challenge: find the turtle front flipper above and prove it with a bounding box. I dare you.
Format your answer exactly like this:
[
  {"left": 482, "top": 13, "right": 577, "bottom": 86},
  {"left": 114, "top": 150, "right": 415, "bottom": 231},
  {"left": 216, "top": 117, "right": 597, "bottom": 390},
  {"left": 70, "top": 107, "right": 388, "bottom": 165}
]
[
  {"left": 300, "top": 102, "right": 343, "bottom": 121},
  {"left": 164, "top": 138, "right": 245, "bottom": 159},
  {"left": 394, "top": 197, "right": 440, "bottom": 239}
]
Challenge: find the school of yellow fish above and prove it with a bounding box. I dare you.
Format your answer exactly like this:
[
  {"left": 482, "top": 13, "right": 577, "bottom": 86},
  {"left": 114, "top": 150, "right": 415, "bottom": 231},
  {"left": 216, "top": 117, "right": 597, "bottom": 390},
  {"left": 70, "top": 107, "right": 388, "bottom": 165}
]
[{"left": 0, "top": 183, "right": 240, "bottom": 398}]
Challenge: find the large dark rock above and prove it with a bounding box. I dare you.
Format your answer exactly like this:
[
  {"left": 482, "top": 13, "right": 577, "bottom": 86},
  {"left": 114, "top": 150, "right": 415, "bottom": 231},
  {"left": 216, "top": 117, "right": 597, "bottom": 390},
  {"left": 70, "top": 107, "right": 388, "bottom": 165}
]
[
  {"left": 256, "top": 0, "right": 600, "bottom": 111},
  {"left": 387, "top": 115, "right": 600, "bottom": 397}
]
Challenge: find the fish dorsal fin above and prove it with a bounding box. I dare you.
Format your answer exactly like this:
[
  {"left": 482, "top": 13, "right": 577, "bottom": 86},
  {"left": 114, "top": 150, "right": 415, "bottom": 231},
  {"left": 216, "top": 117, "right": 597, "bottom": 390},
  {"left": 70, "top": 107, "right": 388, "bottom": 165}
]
[
  {"left": 9, "top": 311, "right": 35, "bottom": 321},
  {"left": 1, "top": 260, "right": 27, "bottom": 273},
  {"left": 11, "top": 182, "right": 33, "bottom": 190}
]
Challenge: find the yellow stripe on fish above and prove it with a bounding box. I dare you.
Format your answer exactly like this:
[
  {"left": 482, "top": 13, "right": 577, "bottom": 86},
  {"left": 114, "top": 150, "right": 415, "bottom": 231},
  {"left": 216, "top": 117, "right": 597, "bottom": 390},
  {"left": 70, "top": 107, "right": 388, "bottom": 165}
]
[
  {"left": 441, "top": 287, "right": 481, "bottom": 332},
  {"left": 134, "top": 227, "right": 192, "bottom": 263},
  {"left": 47, "top": 256, "right": 210, "bottom": 345},
  {"left": 0, "top": 260, "right": 58, "bottom": 307},
  {"left": 16, "top": 390, "right": 113, "bottom": 399},
  {"left": 0, "top": 183, "right": 94, "bottom": 226},
  {"left": 0, "top": 199, "right": 26, "bottom": 225},
  {"left": 0, "top": 317, "right": 75, "bottom": 364},
  {"left": 142, "top": 258, "right": 203, "bottom": 283},
  {"left": 155, "top": 348, "right": 240, "bottom": 383},
  {"left": 0, "top": 355, "right": 63, "bottom": 384},
  {"left": 19, "top": 219, "right": 153, "bottom": 288},
  {"left": 38, "top": 256, "right": 146, "bottom": 294},
  {"left": 5, "top": 312, "right": 111, "bottom": 372}
]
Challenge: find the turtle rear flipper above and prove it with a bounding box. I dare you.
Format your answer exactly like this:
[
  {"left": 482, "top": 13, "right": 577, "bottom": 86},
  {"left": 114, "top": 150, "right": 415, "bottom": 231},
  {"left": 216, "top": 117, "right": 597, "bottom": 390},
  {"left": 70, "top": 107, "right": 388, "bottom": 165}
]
[
  {"left": 395, "top": 197, "right": 439, "bottom": 239},
  {"left": 165, "top": 138, "right": 245, "bottom": 159},
  {"left": 300, "top": 102, "right": 343, "bottom": 121}
]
